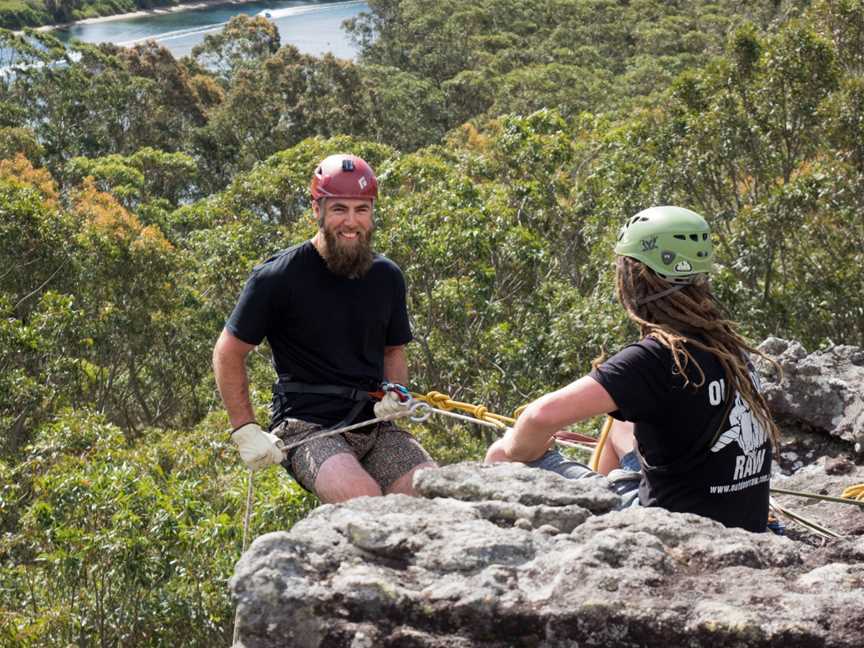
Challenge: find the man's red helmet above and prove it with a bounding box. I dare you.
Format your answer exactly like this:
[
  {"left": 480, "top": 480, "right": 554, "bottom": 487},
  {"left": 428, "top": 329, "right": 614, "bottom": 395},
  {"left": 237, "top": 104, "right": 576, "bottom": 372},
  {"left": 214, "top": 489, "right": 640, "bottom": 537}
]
[{"left": 310, "top": 154, "right": 378, "bottom": 202}]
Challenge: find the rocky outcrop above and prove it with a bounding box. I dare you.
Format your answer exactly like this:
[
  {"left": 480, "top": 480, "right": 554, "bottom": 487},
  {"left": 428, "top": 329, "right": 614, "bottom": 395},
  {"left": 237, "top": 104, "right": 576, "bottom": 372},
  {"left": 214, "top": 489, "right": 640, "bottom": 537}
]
[
  {"left": 757, "top": 338, "right": 864, "bottom": 453},
  {"left": 231, "top": 462, "right": 864, "bottom": 648},
  {"left": 231, "top": 339, "right": 864, "bottom": 648}
]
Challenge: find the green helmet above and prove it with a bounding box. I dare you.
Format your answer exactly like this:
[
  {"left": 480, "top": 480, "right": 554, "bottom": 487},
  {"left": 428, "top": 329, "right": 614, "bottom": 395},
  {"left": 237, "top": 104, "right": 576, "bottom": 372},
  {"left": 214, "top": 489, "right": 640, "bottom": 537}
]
[{"left": 614, "top": 205, "right": 713, "bottom": 283}]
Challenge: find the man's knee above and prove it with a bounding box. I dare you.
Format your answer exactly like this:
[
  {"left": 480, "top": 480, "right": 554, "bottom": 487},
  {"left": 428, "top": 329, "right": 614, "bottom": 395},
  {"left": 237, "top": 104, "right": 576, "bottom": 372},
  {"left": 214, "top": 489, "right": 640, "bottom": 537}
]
[
  {"left": 385, "top": 461, "right": 437, "bottom": 496},
  {"left": 314, "top": 453, "right": 382, "bottom": 503}
]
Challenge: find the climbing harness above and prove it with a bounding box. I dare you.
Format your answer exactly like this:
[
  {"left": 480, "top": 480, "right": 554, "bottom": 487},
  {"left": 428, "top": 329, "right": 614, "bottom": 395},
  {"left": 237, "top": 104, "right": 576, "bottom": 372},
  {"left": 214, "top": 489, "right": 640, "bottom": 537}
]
[
  {"left": 276, "top": 400, "right": 433, "bottom": 452},
  {"left": 273, "top": 378, "right": 379, "bottom": 433}
]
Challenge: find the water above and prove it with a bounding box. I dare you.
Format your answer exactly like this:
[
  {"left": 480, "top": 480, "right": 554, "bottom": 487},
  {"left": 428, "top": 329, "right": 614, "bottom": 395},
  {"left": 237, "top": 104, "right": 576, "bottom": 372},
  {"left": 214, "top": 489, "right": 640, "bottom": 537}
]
[{"left": 51, "top": 0, "right": 368, "bottom": 59}]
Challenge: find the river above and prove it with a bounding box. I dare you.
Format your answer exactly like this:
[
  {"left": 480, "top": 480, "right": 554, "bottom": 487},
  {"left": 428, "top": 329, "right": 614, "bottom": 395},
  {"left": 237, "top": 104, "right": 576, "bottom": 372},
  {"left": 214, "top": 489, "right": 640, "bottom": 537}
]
[{"left": 51, "top": 0, "right": 368, "bottom": 60}]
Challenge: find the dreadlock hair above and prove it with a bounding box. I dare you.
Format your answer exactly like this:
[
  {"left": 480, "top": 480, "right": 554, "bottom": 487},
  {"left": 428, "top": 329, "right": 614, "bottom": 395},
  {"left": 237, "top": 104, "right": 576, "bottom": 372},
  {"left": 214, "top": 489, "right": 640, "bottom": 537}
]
[{"left": 615, "top": 255, "right": 782, "bottom": 450}]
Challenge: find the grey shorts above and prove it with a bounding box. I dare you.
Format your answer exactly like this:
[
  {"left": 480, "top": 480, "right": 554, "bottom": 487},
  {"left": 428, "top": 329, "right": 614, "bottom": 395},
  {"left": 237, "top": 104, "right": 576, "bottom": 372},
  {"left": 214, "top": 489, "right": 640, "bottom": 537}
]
[{"left": 272, "top": 418, "right": 433, "bottom": 493}]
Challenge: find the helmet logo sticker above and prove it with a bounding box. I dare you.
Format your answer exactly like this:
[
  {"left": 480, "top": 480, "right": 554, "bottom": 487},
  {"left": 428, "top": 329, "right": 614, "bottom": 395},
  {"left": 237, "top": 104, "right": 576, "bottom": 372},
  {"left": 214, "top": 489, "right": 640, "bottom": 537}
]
[
  {"left": 661, "top": 251, "right": 676, "bottom": 265},
  {"left": 640, "top": 236, "right": 658, "bottom": 251},
  {"left": 674, "top": 260, "right": 693, "bottom": 272},
  {"left": 358, "top": 177, "right": 368, "bottom": 190}
]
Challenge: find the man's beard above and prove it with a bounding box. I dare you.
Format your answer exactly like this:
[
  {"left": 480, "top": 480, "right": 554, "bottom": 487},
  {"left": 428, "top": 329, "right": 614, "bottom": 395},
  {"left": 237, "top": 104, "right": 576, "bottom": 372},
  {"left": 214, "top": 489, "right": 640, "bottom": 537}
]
[{"left": 322, "top": 226, "right": 374, "bottom": 279}]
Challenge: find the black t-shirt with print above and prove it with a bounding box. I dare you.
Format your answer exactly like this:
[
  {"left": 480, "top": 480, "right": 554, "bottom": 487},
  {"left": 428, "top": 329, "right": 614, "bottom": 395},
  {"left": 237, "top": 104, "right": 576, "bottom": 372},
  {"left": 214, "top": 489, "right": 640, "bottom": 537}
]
[
  {"left": 226, "top": 240, "right": 412, "bottom": 426},
  {"left": 589, "top": 337, "right": 771, "bottom": 532}
]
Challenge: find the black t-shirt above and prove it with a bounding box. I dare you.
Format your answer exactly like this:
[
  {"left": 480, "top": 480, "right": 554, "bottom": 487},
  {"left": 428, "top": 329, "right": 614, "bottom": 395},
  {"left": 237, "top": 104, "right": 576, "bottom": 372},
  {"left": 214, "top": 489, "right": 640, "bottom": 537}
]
[
  {"left": 226, "top": 240, "right": 412, "bottom": 426},
  {"left": 590, "top": 337, "right": 771, "bottom": 532}
]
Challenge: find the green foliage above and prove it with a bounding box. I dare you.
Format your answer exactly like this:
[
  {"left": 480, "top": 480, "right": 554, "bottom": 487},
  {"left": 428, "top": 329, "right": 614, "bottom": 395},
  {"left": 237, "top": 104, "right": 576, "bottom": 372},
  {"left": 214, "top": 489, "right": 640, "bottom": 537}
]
[
  {"left": 0, "top": 127, "right": 42, "bottom": 161},
  {"left": 64, "top": 147, "right": 198, "bottom": 207},
  {"left": 346, "top": 0, "right": 812, "bottom": 136},
  {"left": 191, "top": 14, "right": 281, "bottom": 85},
  {"left": 0, "top": 409, "right": 317, "bottom": 646}
]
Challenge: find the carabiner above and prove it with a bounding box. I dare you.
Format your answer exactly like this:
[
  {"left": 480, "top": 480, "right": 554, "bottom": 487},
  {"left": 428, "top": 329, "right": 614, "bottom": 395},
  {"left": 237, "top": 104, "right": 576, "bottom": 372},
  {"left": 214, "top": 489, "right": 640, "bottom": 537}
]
[{"left": 408, "top": 401, "right": 432, "bottom": 423}]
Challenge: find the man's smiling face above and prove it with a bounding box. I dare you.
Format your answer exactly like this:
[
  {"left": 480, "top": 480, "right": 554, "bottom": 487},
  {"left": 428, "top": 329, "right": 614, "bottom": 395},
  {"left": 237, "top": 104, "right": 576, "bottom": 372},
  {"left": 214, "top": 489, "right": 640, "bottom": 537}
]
[{"left": 314, "top": 198, "right": 375, "bottom": 278}]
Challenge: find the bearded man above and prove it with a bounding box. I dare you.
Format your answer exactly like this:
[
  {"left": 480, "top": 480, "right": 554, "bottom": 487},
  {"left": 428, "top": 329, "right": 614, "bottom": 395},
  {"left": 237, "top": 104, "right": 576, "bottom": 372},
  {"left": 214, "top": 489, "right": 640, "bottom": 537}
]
[{"left": 213, "top": 154, "right": 436, "bottom": 502}]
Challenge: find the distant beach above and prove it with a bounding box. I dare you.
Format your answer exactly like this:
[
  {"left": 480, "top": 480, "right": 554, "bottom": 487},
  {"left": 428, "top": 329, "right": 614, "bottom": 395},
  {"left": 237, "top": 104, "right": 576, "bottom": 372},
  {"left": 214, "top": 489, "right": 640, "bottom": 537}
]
[{"left": 35, "top": 0, "right": 319, "bottom": 32}]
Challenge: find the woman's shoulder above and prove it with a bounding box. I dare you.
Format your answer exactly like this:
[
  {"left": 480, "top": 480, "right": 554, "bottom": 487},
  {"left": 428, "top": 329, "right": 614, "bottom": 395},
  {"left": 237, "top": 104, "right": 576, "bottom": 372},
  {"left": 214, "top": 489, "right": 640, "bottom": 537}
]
[{"left": 604, "top": 336, "right": 672, "bottom": 370}]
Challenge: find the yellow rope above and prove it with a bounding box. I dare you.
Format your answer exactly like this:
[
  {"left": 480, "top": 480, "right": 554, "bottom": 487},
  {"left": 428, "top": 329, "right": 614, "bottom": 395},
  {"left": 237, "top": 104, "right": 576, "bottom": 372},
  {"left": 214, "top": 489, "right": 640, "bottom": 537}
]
[
  {"left": 411, "top": 390, "right": 513, "bottom": 429},
  {"left": 841, "top": 483, "right": 864, "bottom": 501},
  {"left": 589, "top": 415, "right": 614, "bottom": 471},
  {"left": 410, "top": 389, "right": 601, "bottom": 447}
]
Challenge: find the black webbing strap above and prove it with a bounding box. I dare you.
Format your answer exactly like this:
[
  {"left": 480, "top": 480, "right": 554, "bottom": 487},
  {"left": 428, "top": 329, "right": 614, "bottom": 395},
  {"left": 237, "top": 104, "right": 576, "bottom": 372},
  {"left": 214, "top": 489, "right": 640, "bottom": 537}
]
[
  {"left": 637, "top": 384, "right": 735, "bottom": 477},
  {"left": 272, "top": 380, "right": 373, "bottom": 402},
  {"left": 272, "top": 379, "right": 375, "bottom": 437}
]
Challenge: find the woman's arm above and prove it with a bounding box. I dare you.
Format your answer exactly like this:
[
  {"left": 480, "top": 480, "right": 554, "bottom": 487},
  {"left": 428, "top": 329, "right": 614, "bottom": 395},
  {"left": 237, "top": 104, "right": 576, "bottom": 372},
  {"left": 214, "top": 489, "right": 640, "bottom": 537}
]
[{"left": 499, "top": 375, "right": 618, "bottom": 462}]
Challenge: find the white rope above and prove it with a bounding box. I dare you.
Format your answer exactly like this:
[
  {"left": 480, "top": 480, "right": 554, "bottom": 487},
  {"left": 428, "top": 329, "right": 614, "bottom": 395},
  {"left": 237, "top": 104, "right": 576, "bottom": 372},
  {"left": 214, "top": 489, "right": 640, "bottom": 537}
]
[
  {"left": 278, "top": 401, "right": 432, "bottom": 454},
  {"left": 418, "top": 404, "right": 594, "bottom": 452},
  {"left": 418, "top": 406, "right": 507, "bottom": 430},
  {"left": 232, "top": 470, "right": 255, "bottom": 647}
]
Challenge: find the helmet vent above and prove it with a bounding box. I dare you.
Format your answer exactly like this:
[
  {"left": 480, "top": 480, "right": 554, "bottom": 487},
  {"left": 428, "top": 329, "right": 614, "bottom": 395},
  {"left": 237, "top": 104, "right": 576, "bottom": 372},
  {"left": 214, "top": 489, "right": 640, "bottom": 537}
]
[
  {"left": 674, "top": 234, "right": 686, "bottom": 240},
  {"left": 639, "top": 217, "right": 649, "bottom": 222},
  {"left": 342, "top": 159, "right": 355, "bottom": 172},
  {"left": 689, "top": 234, "right": 699, "bottom": 241},
  {"left": 702, "top": 233, "right": 708, "bottom": 240}
]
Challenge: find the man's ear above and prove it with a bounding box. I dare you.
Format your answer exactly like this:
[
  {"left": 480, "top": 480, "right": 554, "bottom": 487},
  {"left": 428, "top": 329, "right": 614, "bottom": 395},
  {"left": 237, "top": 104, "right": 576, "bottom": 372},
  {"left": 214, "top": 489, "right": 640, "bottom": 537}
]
[{"left": 310, "top": 199, "right": 323, "bottom": 226}]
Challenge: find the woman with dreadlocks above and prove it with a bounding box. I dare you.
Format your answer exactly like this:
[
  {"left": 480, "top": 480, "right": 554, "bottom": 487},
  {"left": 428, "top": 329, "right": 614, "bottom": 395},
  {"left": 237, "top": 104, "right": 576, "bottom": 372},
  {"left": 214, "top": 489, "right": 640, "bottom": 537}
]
[{"left": 485, "top": 206, "right": 781, "bottom": 532}]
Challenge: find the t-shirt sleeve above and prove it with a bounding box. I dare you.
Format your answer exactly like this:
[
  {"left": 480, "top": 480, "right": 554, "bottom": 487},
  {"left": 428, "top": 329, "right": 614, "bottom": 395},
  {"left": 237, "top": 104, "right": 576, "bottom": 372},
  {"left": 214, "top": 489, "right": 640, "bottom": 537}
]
[
  {"left": 589, "top": 341, "right": 671, "bottom": 422},
  {"left": 385, "top": 269, "right": 412, "bottom": 346},
  {"left": 225, "top": 268, "right": 274, "bottom": 345}
]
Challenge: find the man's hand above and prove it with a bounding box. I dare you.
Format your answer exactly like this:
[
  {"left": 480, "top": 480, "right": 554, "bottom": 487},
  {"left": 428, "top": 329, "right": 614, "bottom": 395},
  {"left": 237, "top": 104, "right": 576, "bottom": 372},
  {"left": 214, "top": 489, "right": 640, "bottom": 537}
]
[
  {"left": 231, "top": 422, "right": 285, "bottom": 471},
  {"left": 374, "top": 383, "right": 413, "bottom": 418}
]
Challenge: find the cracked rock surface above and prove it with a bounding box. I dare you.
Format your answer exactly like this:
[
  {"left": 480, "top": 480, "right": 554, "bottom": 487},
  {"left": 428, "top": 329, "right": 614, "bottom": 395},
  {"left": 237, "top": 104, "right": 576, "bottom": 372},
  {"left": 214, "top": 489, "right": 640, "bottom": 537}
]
[
  {"left": 232, "top": 465, "right": 864, "bottom": 648},
  {"left": 232, "top": 340, "right": 864, "bottom": 648}
]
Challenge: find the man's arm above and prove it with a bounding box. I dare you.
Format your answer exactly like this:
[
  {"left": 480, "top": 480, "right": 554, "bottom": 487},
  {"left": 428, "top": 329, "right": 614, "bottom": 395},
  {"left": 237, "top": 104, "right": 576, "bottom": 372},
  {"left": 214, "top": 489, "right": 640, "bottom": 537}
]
[
  {"left": 382, "top": 345, "right": 408, "bottom": 385},
  {"left": 213, "top": 328, "right": 257, "bottom": 428},
  {"left": 500, "top": 375, "right": 618, "bottom": 462}
]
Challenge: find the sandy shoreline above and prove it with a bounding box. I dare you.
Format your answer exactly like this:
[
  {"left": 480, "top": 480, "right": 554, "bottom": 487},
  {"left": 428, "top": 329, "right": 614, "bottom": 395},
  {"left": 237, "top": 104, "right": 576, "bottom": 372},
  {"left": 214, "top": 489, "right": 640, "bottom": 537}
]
[{"left": 35, "top": 0, "right": 274, "bottom": 32}]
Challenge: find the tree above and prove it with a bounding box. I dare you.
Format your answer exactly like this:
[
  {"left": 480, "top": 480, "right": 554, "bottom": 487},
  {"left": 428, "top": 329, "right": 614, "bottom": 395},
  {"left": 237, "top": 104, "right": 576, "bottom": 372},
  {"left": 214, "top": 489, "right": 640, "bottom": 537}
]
[{"left": 191, "top": 15, "right": 281, "bottom": 85}]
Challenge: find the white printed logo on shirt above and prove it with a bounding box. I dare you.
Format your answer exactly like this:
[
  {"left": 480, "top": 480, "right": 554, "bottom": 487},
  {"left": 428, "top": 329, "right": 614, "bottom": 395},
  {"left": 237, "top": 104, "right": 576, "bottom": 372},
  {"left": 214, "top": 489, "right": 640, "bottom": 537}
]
[
  {"left": 711, "top": 392, "right": 767, "bottom": 455},
  {"left": 709, "top": 368, "right": 768, "bottom": 483}
]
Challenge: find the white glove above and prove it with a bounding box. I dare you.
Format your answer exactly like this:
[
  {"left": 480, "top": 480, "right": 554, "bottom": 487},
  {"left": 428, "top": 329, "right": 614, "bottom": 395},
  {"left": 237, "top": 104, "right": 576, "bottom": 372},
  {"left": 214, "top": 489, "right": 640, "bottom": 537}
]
[
  {"left": 374, "top": 391, "right": 413, "bottom": 418},
  {"left": 231, "top": 422, "right": 284, "bottom": 471}
]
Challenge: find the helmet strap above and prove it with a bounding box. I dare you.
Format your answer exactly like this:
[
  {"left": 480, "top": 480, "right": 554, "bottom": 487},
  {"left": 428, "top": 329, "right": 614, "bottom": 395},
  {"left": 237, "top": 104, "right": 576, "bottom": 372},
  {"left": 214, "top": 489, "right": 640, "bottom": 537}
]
[{"left": 636, "top": 283, "right": 686, "bottom": 305}]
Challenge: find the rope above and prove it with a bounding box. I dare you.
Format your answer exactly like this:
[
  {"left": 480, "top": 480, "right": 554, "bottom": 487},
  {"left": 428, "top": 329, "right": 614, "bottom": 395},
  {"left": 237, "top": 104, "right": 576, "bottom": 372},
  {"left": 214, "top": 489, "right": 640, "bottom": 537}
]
[
  {"left": 411, "top": 389, "right": 600, "bottom": 451},
  {"left": 412, "top": 390, "right": 513, "bottom": 429},
  {"left": 412, "top": 390, "right": 603, "bottom": 454},
  {"left": 230, "top": 405, "right": 428, "bottom": 647},
  {"left": 770, "top": 486, "right": 864, "bottom": 509},
  {"left": 841, "top": 483, "right": 864, "bottom": 501},
  {"left": 589, "top": 416, "right": 614, "bottom": 471},
  {"left": 277, "top": 401, "right": 432, "bottom": 453},
  {"left": 769, "top": 497, "right": 842, "bottom": 539},
  {"left": 232, "top": 470, "right": 255, "bottom": 647}
]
